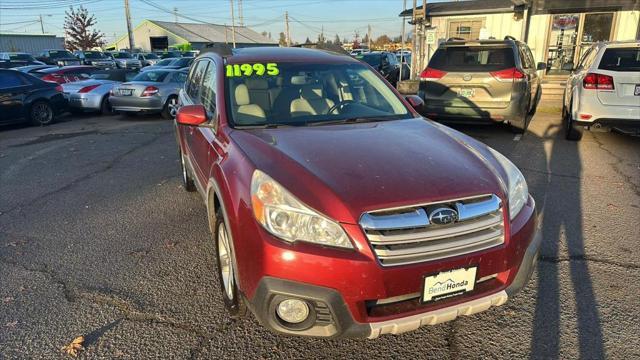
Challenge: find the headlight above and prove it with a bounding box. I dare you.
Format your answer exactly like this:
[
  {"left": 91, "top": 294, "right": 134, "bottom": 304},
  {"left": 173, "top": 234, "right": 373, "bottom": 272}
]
[
  {"left": 251, "top": 170, "right": 352, "bottom": 249},
  {"left": 488, "top": 148, "right": 528, "bottom": 220}
]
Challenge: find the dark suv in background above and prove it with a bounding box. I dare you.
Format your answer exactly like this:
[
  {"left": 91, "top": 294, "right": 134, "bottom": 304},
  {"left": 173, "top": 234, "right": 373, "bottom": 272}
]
[
  {"left": 418, "top": 37, "right": 545, "bottom": 133},
  {"left": 355, "top": 51, "right": 407, "bottom": 87}
]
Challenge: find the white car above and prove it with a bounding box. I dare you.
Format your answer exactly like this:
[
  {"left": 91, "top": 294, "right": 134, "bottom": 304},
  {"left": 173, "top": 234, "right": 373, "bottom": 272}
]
[{"left": 563, "top": 41, "right": 640, "bottom": 140}]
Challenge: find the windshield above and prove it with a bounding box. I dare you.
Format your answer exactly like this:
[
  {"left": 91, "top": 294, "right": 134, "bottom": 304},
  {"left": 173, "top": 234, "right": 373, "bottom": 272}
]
[
  {"left": 157, "top": 59, "right": 174, "bottom": 66},
  {"left": 111, "top": 52, "right": 132, "bottom": 59},
  {"left": 173, "top": 57, "right": 193, "bottom": 67},
  {"left": 225, "top": 62, "right": 410, "bottom": 127},
  {"left": 144, "top": 53, "right": 159, "bottom": 59},
  {"left": 9, "top": 54, "right": 35, "bottom": 61},
  {"left": 84, "top": 51, "right": 107, "bottom": 59},
  {"left": 132, "top": 70, "right": 168, "bottom": 82},
  {"left": 598, "top": 48, "right": 640, "bottom": 72},
  {"left": 49, "top": 50, "right": 73, "bottom": 59}
]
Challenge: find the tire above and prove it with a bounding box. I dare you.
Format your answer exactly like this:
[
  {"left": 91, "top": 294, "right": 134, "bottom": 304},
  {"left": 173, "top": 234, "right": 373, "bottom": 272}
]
[
  {"left": 212, "top": 206, "right": 248, "bottom": 319},
  {"left": 100, "top": 96, "right": 114, "bottom": 115},
  {"left": 161, "top": 96, "right": 178, "bottom": 120},
  {"left": 564, "top": 101, "right": 583, "bottom": 141},
  {"left": 29, "top": 100, "right": 54, "bottom": 126},
  {"left": 179, "top": 150, "right": 196, "bottom": 192}
]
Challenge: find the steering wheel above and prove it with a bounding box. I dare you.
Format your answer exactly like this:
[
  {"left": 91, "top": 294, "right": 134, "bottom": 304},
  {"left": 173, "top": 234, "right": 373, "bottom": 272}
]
[{"left": 327, "top": 100, "right": 355, "bottom": 115}]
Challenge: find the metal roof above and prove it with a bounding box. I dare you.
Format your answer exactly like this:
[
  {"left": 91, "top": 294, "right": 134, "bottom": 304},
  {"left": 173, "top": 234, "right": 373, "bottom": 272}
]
[
  {"left": 399, "top": 0, "right": 516, "bottom": 17},
  {"left": 147, "top": 20, "right": 277, "bottom": 45}
]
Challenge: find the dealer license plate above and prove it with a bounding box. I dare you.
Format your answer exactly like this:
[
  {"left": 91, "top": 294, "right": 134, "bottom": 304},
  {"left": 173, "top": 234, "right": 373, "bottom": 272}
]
[
  {"left": 119, "top": 89, "right": 133, "bottom": 96},
  {"left": 634, "top": 84, "right": 640, "bottom": 96},
  {"left": 458, "top": 88, "right": 475, "bottom": 98},
  {"left": 422, "top": 267, "right": 477, "bottom": 303}
]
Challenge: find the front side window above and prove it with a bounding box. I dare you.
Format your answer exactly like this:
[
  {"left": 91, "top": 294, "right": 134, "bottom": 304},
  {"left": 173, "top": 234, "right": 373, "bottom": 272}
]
[
  {"left": 225, "top": 62, "right": 410, "bottom": 127},
  {"left": 187, "top": 60, "right": 209, "bottom": 99},
  {"left": 200, "top": 61, "right": 217, "bottom": 113}
]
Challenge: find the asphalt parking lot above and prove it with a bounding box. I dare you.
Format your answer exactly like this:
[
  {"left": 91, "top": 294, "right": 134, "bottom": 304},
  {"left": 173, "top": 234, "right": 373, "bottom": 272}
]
[{"left": 0, "top": 111, "right": 638, "bottom": 359}]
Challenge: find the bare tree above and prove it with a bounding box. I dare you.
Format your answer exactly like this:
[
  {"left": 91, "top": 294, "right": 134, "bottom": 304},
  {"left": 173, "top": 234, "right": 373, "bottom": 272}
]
[{"left": 64, "top": 6, "right": 105, "bottom": 51}]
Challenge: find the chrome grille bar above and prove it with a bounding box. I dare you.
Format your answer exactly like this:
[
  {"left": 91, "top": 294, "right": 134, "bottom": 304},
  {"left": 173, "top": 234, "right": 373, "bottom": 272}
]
[{"left": 360, "top": 194, "right": 504, "bottom": 267}]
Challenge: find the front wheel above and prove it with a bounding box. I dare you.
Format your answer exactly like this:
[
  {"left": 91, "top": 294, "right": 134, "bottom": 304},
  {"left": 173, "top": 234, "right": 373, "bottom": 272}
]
[
  {"left": 100, "top": 96, "right": 114, "bottom": 115},
  {"left": 161, "top": 96, "right": 178, "bottom": 120},
  {"left": 213, "top": 207, "right": 248, "bottom": 319},
  {"left": 29, "top": 101, "right": 54, "bottom": 126}
]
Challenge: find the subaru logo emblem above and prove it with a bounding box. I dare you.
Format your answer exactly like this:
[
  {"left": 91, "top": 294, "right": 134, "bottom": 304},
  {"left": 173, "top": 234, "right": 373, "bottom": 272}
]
[
  {"left": 429, "top": 208, "right": 458, "bottom": 225},
  {"left": 463, "top": 74, "right": 472, "bottom": 81}
]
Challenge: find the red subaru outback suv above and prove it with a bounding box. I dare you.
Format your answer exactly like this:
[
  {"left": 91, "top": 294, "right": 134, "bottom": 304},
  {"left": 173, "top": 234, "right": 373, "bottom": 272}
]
[{"left": 174, "top": 47, "right": 541, "bottom": 338}]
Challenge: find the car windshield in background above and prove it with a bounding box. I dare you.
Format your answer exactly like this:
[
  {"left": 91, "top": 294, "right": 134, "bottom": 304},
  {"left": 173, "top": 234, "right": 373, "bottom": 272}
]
[
  {"left": 84, "top": 52, "right": 107, "bottom": 59},
  {"left": 173, "top": 58, "right": 193, "bottom": 67},
  {"left": 357, "top": 54, "right": 382, "bottom": 67},
  {"left": 9, "top": 54, "right": 35, "bottom": 61},
  {"left": 49, "top": 50, "right": 74, "bottom": 59},
  {"left": 112, "top": 52, "right": 132, "bottom": 59},
  {"left": 156, "top": 59, "right": 174, "bottom": 66},
  {"left": 598, "top": 48, "right": 640, "bottom": 72},
  {"left": 144, "top": 53, "right": 159, "bottom": 59},
  {"left": 429, "top": 47, "right": 515, "bottom": 72},
  {"left": 225, "top": 62, "right": 410, "bottom": 127},
  {"left": 132, "top": 70, "right": 169, "bottom": 82}
]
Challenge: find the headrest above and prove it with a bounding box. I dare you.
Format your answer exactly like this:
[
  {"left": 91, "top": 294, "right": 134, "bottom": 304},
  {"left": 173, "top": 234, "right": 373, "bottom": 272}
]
[
  {"left": 235, "top": 84, "right": 250, "bottom": 106},
  {"left": 291, "top": 75, "right": 308, "bottom": 85},
  {"left": 301, "top": 85, "right": 323, "bottom": 99},
  {"left": 245, "top": 78, "right": 268, "bottom": 90}
]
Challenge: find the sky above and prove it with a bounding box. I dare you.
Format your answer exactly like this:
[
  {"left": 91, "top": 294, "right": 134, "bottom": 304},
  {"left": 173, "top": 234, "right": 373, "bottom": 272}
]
[{"left": 0, "top": 0, "right": 429, "bottom": 45}]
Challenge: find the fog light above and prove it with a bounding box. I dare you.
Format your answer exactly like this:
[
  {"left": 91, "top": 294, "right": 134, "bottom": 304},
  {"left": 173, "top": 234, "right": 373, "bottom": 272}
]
[{"left": 276, "top": 299, "right": 309, "bottom": 324}]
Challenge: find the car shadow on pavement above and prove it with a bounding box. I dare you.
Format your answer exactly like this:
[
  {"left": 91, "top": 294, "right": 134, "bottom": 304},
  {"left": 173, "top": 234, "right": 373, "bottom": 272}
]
[{"left": 529, "top": 123, "right": 605, "bottom": 359}]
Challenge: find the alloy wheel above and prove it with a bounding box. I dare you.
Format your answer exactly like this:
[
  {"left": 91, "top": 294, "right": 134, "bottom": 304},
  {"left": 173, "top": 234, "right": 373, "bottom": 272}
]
[
  {"left": 217, "top": 222, "right": 234, "bottom": 301},
  {"left": 168, "top": 98, "right": 178, "bottom": 119},
  {"left": 32, "top": 103, "right": 53, "bottom": 125}
]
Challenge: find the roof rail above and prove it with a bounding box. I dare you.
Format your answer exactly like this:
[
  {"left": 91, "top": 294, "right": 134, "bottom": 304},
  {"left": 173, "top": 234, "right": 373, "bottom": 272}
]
[
  {"left": 504, "top": 35, "right": 517, "bottom": 41},
  {"left": 202, "top": 43, "right": 233, "bottom": 57}
]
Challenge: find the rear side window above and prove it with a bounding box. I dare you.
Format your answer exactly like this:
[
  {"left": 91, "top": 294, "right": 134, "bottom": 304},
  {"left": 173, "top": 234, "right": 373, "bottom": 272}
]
[
  {"left": 0, "top": 72, "right": 26, "bottom": 88},
  {"left": 429, "top": 47, "right": 515, "bottom": 72},
  {"left": 598, "top": 48, "right": 640, "bottom": 72}
]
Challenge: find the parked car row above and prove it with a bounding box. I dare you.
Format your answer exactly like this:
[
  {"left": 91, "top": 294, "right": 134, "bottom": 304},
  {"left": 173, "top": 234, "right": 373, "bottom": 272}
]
[{"left": 0, "top": 64, "right": 188, "bottom": 126}]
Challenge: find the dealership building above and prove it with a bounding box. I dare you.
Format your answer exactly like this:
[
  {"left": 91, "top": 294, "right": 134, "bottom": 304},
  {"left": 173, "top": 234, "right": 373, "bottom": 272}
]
[
  {"left": 401, "top": 0, "right": 639, "bottom": 78},
  {"left": 107, "top": 20, "right": 277, "bottom": 51}
]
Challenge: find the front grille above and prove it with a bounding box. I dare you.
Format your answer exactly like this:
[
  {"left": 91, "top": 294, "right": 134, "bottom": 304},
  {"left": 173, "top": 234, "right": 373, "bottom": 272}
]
[{"left": 360, "top": 194, "right": 504, "bottom": 267}]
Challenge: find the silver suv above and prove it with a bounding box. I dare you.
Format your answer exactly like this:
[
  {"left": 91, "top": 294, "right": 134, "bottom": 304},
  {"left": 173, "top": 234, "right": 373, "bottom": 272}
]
[
  {"left": 563, "top": 41, "right": 640, "bottom": 140},
  {"left": 419, "top": 37, "right": 545, "bottom": 133}
]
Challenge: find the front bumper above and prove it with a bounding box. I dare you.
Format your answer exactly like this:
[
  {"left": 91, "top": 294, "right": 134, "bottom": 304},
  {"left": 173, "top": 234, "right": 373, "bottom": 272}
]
[
  {"left": 242, "top": 196, "right": 540, "bottom": 338},
  {"left": 109, "top": 95, "right": 163, "bottom": 113}
]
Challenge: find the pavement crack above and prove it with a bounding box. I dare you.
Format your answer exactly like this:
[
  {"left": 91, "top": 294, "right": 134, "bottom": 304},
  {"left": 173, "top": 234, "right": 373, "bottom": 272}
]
[
  {"left": 445, "top": 320, "right": 459, "bottom": 360},
  {"left": 539, "top": 255, "right": 640, "bottom": 269},
  {"left": 591, "top": 135, "right": 640, "bottom": 197},
  {"left": 0, "top": 131, "right": 170, "bottom": 218}
]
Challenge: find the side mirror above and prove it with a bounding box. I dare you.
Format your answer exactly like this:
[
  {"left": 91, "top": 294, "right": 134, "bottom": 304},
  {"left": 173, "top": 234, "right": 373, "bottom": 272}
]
[
  {"left": 405, "top": 95, "right": 424, "bottom": 112},
  {"left": 536, "top": 62, "right": 547, "bottom": 71},
  {"left": 176, "top": 104, "right": 208, "bottom": 126}
]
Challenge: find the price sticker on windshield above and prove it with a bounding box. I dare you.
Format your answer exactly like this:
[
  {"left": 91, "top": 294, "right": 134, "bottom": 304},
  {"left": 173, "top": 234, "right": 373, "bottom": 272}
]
[{"left": 226, "top": 63, "right": 279, "bottom": 77}]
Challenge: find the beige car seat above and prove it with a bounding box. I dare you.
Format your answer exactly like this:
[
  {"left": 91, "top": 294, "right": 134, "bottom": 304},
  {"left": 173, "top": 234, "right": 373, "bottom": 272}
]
[
  {"left": 245, "top": 78, "right": 271, "bottom": 113},
  {"left": 290, "top": 84, "right": 335, "bottom": 117},
  {"left": 234, "top": 84, "right": 266, "bottom": 125}
]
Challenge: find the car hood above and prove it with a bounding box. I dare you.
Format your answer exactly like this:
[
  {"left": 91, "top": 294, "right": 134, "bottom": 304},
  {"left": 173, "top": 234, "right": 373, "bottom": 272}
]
[{"left": 230, "top": 118, "right": 506, "bottom": 223}]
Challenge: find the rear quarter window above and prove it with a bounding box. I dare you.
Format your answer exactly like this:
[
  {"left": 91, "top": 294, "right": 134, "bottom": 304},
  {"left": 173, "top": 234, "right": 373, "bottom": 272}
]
[
  {"left": 429, "top": 46, "right": 515, "bottom": 72},
  {"left": 598, "top": 48, "right": 640, "bottom": 72}
]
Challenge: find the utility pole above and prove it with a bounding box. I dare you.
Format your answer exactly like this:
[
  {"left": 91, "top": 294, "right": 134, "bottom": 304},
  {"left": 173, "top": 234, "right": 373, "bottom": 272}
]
[
  {"left": 39, "top": 14, "right": 45, "bottom": 34},
  {"left": 399, "top": 0, "right": 407, "bottom": 83},
  {"left": 230, "top": 0, "right": 237, "bottom": 48},
  {"left": 238, "top": 0, "right": 244, "bottom": 26},
  {"left": 420, "top": 0, "right": 427, "bottom": 76},
  {"left": 367, "top": 24, "right": 372, "bottom": 50},
  {"left": 173, "top": 7, "right": 178, "bottom": 23},
  {"left": 410, "top": 0, "right": 417, "bottom": 79},
  {"left": 284, "top": 11, "right": 291, "bottom": 47},
  {"left": 124, "top": 0, "right": 135, "bottom": 52}
]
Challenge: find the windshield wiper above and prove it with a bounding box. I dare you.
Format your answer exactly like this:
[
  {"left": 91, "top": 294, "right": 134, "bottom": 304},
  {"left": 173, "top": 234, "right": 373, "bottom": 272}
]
[{"left": 306, "top": 117, "right": 394, "bottom": 126}]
